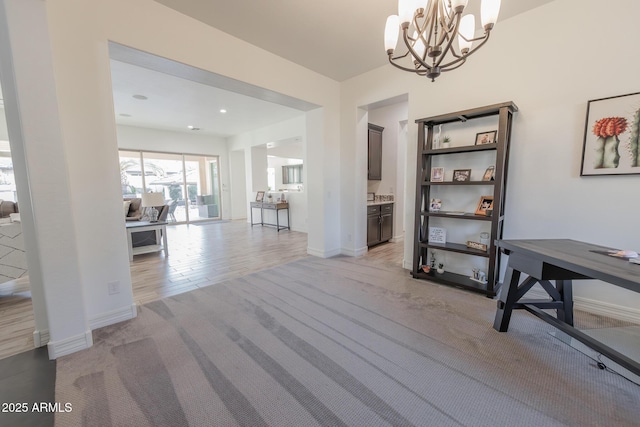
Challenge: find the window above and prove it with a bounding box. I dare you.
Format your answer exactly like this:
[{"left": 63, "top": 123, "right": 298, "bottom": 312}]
[
  {"left": 119, "top": 150, "right": 221, "bottom": 223},
  {"left": 282, "top": 164, "right": 303, "bottom": 184}
]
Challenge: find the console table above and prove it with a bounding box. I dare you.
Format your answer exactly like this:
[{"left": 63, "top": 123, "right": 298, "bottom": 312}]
[
  {"left": 493, "top": 239, "right": 640, "bottom": 376},
  {"left": 125, "top": 221, "right": 168, "bottom": 261},
  {"left": 250, "top": 202, "right": 290, "bottom": 231}
]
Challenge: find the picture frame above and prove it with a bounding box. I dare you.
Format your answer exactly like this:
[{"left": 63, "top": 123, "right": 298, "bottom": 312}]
[
  {"left": 475, "top": 130, "right": 497, "bottom": 145},
  {"left": 428, "top": 226, "right": 446, "bottom": 244},
  {"left": 430, "top": 167, "right": 444, "bottom": 182},
  {"left": 429, "top": 198, "right": 442, "bottom": 212},
  {"left": 482, "top": 165, "right": 495, "bottom": 181},
  {"left": 367, "top": 192, "right": 375, "bottom": 202},
  {"left": 453, "top": 169, "right": 471, "bottom": 182},
  {"left": 255, "top": 191, "right": 265, "bottom": 202},
  {"left": 580, "top": 91, "right": 640, "bottom": 176},
  {"left": 475, "top": 196, "right": 494, "bottom": 216}
]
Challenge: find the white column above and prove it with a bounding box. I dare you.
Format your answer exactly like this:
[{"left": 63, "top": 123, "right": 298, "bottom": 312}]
[{"left": 0, "top": 0, "right": 91, "bottom": 357}]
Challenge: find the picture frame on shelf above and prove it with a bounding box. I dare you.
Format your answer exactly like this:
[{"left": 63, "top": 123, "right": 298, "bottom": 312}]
[
  {"left": 255, "top": 191, "right": 265, "bottom": 202},
  {"left": 367, "top": 192, "right": 375, "bottom": 202},
  {"left": 428, "top": 226, "right": 446, "bottom": 244},
  {"left": 475, "top": 130, "right": 497, "bottom": 145},
  {"left": 482, "top": 165, "right": 495, "bottom": 181},
  {"left": 580, "top": 91, "right": 640, "bottom": 176},
  {"left": 430, "top": 167, "right": 444, "bottom": 182},
  {"left": 453, "top": 169, "right": 471, "bottom": 182},
  {"left": 429, "top": 198, "right": 442, "bottom": 212},
  {"left": 475, "top": 196, "right": 494, "bottom": 216}
]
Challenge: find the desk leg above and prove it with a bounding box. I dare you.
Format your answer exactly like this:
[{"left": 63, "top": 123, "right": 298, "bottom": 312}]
[
  {"left": 250, "top": 207, "right": 254, "bottom": 227},
  {"left": 556, "top": 280, "right": 573, "bottom": 326},
  {"left": 127, "top": 230, "right": 133, "bottom": 261},
  {"left": 276, "top": 208, "right": 280, "bottom": 232},
  {"left": 162, "top": 225, "right": 169, "bottom": 258},
  {"left": 493, "top": 266, "right": 521, "bottom": 332}
]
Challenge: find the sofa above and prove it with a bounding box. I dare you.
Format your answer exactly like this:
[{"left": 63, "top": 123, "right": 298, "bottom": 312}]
[{"left": 124, "top": 197, "right": 169, "bottom": 247}]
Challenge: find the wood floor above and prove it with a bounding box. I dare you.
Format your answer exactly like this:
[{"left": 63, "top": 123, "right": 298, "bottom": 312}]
[{"left": 0, "top": 220, "right": 404, "bottom": 360}]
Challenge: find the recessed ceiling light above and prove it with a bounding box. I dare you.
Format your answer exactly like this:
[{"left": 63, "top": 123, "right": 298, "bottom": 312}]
[
  {"left": 119, "top": 113, "right": 132, "bottom": 117},
  {"left": 187, "top": 125, "right": 200, "bottom": 131},
  {"left": 219, "top": 109, "right": 227, "bottom": 113},
  {"left": 132, "top": 94, "right": 148, "bottom": 100}
]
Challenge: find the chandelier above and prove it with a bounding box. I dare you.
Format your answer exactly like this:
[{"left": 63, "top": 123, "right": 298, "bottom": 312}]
[{"left": 384, "top": 0, "right": 501, "bottom": 81}]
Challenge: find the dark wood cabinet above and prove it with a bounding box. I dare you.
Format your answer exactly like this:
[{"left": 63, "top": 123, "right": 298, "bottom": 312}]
[
  {"left": 411, "top": 102, "right": 517, "bottom": 297},
  {"left": 367, "top": 203, "right": 393, "bottom": 247},
  {"left": 368, "top": 124, "right": 384, "bottom": 180}
]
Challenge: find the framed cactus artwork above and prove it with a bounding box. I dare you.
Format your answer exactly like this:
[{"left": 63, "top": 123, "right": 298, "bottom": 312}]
[{"left": 581, "top": 91, "right": 640, "bottom": 176}]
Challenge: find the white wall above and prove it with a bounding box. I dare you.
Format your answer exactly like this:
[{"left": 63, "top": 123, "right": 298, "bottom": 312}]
[
  {"left": 116, "top": 125, "right": 232, "bottom": 219},
  {"left": 341, "top": 0, "right": 640, "bottom": 318},
  {"left": 0, "top": 107, "right": 8, "bottom": 140},
  {"left": 229, "top": 150, "right": 247, "bottom": 220}
]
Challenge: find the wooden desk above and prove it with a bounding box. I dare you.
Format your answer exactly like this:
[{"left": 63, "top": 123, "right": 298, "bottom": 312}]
[
  {"left": 250, "top": 202, "right": 290, "bottom": 231},
  {"left": 125, "top": 221, "right": 168, "bottom": 261},
  {"left": 493, "top": 239, "right": 640, "bottom": 376}
]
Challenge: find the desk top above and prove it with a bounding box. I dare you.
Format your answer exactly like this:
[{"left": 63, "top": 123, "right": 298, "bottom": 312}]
[
  {"left": 498, "top": 239, "right": 640, "bottom": 292},
  {"left": 250, "top": 201, "right": 289, "bottom": 209},
  {"left": 126, "top": 220, "right": 167, "bottom": 229}
]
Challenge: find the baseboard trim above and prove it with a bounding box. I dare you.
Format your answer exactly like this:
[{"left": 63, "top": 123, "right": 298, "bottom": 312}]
[
  {"left": 33, "top": 329, "right": 49, "bottom": 348},
  {"left": 390, "top": 235, "right": 404, "bottom": 243},
  {"left": 403, "top": 259, "right": 412, "bottom": 270},
  {"left": 47, "top": 330, "right": 93, "bottom": 359},
  {"left": 0, "top": 276, "right": 30, "bottom": 294},
  {"left": 89, "top": 303, "right": 138, "bottom": 330},
  {"left": 526, "top": 289, "right": 640, "bottom": 324},
  {"left": 341, "top": 246, "right": 368, "bottom": 257},
  {"left": 307, "top": 246, "right": 342, "bottom": 258}
]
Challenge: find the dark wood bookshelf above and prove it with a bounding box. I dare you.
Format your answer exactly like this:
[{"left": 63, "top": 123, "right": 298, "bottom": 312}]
[{"left": 412, "top": 101, "right": 517, "bottom": 297}]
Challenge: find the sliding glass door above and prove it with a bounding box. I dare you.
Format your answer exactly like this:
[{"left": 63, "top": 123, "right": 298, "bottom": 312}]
[{"left": 119, "top": 150, "right": 221, "bottom": 224}]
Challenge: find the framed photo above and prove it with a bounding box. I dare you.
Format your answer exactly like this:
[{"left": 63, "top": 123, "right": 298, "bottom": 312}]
[
  {"left": 475, "top": 196, "right": 494, "bottom": 216},
  {"left": 430, "top": 167, "right": 444, "bottom": 182},
  {"left": 429, "top": 198, "right": 442, "bottom": 212},
  {"left": 453, "top": 169, "right": 471, "bottom": 182},
  {"left": 367, "top": 192, "right": 375, "bottom": 202},
  {"left": 581, "top": 91, "right": 640, "bottom": 176},
  {"left": 482, "top": 165, "right": 495, "bottom": 181},
  {"left": 428, "top": 226, "right": 446, "bottom": 244},
  {"left": 475, "top": 130, "right": 497, "bottom": 145},
  {"left": 255, "top": 191, "right": 265, "bottom": 202}
]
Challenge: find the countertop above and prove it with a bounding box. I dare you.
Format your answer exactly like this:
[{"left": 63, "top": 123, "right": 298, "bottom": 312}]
[{"left": 367, "top": 200, "right": 395, "bottom": 206}]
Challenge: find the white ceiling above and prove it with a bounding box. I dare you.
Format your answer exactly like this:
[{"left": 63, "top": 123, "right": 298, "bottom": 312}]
[
  {"left": 152, "top": 0, "right": 555, "bottom": 82},
  {"left": 111, "top": 1, "right": 555, "bottom": 138}
]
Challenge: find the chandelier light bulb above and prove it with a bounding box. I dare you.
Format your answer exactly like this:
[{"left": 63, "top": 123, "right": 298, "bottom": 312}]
[
  {"left": 481, "top": 0, "right": 501, "bottom": 29},
  {"left": 450, "top": 0, "right": 468, "bottom": 12},
  {"left": 398, "top": 0, "right": 415, "bottom": 25},
  {"left": 384, "top": 15, "right": 400, "bottom": 53},
  {"left": 458, "top": 14, "right": 475, "bottom": 53}
]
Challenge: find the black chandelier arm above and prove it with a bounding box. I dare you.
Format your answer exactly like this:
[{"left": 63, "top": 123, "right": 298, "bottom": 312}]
[
  {"left": 433, "top": 12, "right": 463, "bottom": 68},
  {"left": 401, "top": 28, "right": 433, "bottom": 71},
  {"left": 439, "top": 58, "right": 467, "bottom": 73},
  {"left": 387, "top": 55, "right": 424, "bottom": 73},
  {"left": 437, "top": 31, "right": 492, "bottom": 70}
]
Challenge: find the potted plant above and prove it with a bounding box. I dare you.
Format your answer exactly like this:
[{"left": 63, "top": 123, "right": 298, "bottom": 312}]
[
  {"left": 442, "top": 136, "right": 451, "bottom": 148},
  {"left": 437, "top": 263, "right": 445, "bottom": 274}
]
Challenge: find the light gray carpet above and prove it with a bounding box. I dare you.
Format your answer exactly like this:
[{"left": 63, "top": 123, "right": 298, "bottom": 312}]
[{"left": 55, "top": 256, "right": 640, "bottom": 426}]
